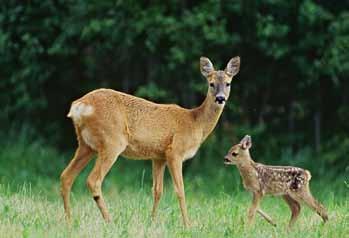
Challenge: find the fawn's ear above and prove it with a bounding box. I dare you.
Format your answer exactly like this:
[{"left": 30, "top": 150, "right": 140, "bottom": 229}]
[
  {"left": 225, "top": 56, "right": 240, "bottom": 77},
  {"left": 240, "top": 135, "right": 252, "bottom": 150},
  {"left": 200, "top": 57, "right": 214, "bottom": 77}
]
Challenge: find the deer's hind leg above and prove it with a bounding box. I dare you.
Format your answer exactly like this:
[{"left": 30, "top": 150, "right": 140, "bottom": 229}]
[
  {"left": 283, "top": 195, "right": 301, "bottom": 227},
  {"left": 60, "top": 134, "right": 94, "bottom": 221},
  {"left": 300, "top": 185, "right": 328, "bottom": 222},
  {"left": 291, "top": 185, "right": 328, "bottom": 223},
  {"left": 86, "top": 136, "right": 127, "bottom": 222}
]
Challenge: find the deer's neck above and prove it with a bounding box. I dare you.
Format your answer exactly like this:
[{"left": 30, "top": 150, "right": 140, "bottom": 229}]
[
  {"left": 237, "top": 160, "right": 256, "bottom": 176},
  {"left": 236, "top": 159, "right": 260, "bottom": 190},
  {"left": 192, "top": 91, "right": 224, "bottom": 141}
]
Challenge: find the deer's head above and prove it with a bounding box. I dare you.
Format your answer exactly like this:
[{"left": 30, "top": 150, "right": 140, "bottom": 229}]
[
  {"left": 200, "top": 56, "right": 240, "bottom": 106},
  {"left": 224, "top": 135, "right": 252, "bottom": 165}
]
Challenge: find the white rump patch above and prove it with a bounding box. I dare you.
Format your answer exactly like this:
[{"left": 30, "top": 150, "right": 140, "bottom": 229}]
[{"left": 67, "top": 102, "right": 94, "bottom": 121}]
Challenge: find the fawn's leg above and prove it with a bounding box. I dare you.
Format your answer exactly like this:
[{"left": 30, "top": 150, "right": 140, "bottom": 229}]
[
  {"left": 247, "top": 192, "right": 262, "bottom": 225},
  {"left": 151, "top": 160, "right": 166, "bottom": 220},
  {"left": 257, "top": 209, "right": 276, "bottom": 226},
  {"left": 297, "top": 187, "right": 328, "bottom": 223},
  {"left": 60, "top": 142, "right": 94, "bottom": 221},
  {"left": 167, "top": 157, "right": 190, "bottom": 227},
  {"left": 283, "top": 195, "right": 301, "bottom": 227},
  {"left": 86, "top": 143, "right": 126, "bottom": 222}
]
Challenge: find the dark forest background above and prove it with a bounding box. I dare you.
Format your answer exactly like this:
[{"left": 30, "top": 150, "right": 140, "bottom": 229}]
[{"left": 0, "top": 0, "right": 348, "bottom": 181}]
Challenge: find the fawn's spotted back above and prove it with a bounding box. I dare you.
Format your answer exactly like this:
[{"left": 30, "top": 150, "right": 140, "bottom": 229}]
[{"left": 254, "top": 164, "right": 311, "bottom": 195}]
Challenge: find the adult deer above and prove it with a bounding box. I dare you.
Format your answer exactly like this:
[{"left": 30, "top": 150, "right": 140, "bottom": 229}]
[{"left": 60, "top": 56, "right": 240, "bottom": 226}]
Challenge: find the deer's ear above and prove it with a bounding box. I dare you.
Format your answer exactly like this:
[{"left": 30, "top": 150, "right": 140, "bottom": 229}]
[
  {"left": 240, "top": 135, "right": 252, "bottom": 150},
  {"left": 225, "top": 56, "right": 240, "bottom": 77},
  {"left": 200, "top": 57, "right": 214, "bottom": 77}
]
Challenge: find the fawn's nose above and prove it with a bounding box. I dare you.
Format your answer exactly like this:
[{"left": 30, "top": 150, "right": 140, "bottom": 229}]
[
  {"left": 215, "top": 96, "right": 226, "bottom": 104},
  {"left": 224, "top": 156, "right": 232, "bottom": 164}
]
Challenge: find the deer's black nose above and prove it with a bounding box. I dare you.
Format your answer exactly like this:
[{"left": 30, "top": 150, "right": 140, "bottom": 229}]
[{"left": 215, "top": 96, "right": 226, "bottom": 104}]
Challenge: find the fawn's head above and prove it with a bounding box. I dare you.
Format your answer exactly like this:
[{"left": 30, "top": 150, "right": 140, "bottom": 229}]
[
  {"left": 200, "top": 56, "right": 240, "bottom": 106},
  {"left": 224, "top": 135, "right": 252, "bottom": 165}
]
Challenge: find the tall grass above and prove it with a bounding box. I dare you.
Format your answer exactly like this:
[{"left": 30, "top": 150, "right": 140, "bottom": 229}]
[
  {"left": 0, "top": 180, "right": 348, "bottom": 238},
  {"left": 0, "top": 129, "right": 348, "bottom": 237}
]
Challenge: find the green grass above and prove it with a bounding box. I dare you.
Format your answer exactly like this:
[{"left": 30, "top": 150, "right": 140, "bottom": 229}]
[
  {"left": 0, "top": 174, "right": 348, "bottom": 238},
  {"left": 0, "top": 132, "right": 348, "bottom": 237}
]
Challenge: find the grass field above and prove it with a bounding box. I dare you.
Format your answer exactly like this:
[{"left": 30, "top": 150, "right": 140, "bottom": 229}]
[
  {"left": 0, "top": 172, "right": 348, "bottom": 238},
  {"left": 0, "top": 136, "right": 348, "bottom": 238}
]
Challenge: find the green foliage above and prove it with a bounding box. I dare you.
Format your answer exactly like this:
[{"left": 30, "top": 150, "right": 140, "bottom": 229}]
[
  {"left": 0, "top": 127, "right": 66, "bottom": 185},
  {"left": 0, "top": 0, "right": 348, "bottom": 172},
  {"left": 135, "top": 82, "right": 169, "bottom": 101}
]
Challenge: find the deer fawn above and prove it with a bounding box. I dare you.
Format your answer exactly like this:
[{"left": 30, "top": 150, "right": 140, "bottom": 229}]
[
  {"left": 60, "top": 56, "right": 240, "bottom": 226},
  {"left": 224, "top": 135, "right": 328, "bottom": 227}
]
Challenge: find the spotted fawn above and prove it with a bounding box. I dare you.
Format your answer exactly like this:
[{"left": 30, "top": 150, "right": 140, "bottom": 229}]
[{"left": 224, "top": 135, "right": 328, "bottom": 227}]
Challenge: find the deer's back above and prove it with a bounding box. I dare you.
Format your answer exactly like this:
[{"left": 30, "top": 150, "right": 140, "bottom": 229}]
[
  {"left": 255, "top": 163, "right": 311, "bottom": 195},
  {"left": 68, "top": 89, "right": 200, "bottom": 159}
]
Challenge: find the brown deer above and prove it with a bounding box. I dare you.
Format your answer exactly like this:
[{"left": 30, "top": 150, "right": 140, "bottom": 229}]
[
  {"left": 224, "top": 135, "right": 328, "bottom": 227},
  {"left": 60, "top": 56, "right": 240, "bottom": 226}
]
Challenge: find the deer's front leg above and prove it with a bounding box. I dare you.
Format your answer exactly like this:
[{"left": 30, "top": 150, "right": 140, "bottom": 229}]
[
  {"left": 167, "top": 158, "right": 190, "bottom": 227},
  {"left": 247, "top": 192, "right": 262, "bottom": 225},
  {"left": 257, "top": 209, "right": 276, "bottom": 226}
]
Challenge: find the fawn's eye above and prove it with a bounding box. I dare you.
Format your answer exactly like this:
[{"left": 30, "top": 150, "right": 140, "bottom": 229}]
[
  {"left": 232, "top": 152, "right": 238, "bottom": 156},
  {"left": 209, "top": 83, "right": 214, "bottom": 87},
  {"left": 226, "top": 83, "right": 231, "bottom": 87}
]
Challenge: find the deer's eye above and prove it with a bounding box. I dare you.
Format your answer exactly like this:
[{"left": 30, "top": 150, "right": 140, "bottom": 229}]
[
  {"left": 209, "top": 83, "right": 214, "bottom": 87},
  {"left": 226, "top": 83, "right": 231, "bottom": 87},
  {"left": 232, "top": 152, "right": 238, "bottom": 156}
]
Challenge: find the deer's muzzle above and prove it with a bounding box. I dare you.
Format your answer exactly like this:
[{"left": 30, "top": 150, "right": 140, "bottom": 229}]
[
  {"left": 224, "top": 156, "right": 233, "bottom": 165},
  {"left": 215, "top": 96, "right": 226, "bottom": 104}
]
